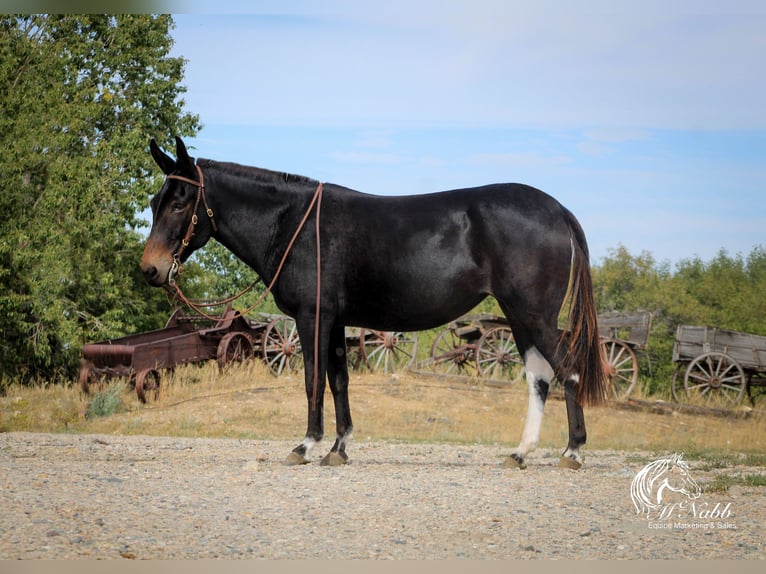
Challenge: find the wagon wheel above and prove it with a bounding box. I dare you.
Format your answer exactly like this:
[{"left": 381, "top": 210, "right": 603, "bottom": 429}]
[
  {"left": 135, "top": 368, "right": 161, "bottom": 403},
  {"left": 261, "top": 317, "right": 303, "bottom": 376},
  {"left": 217, "top": 332, "right": 255, "bottom": 372},
  {"left": 683, "top": 351, "right": 747, "bottom": 406},
  {"left": 476, "top": 326, "right": 523, "bottom": 381},
  {"left": 671, "top": 364, "right": 686, "bottom": 402},
  {"left": 359, "top": 329, "right": 419, "bottom": 373},
  {"left": 602, "top": 338, "right": 638, "bottom": 399},
  {"left": 79, "top": 361, "right": 104, "bottom": 395},
  {"left": 342, "top": 328, "right": 363, "bottom": 370},
  {"left": 430, "top": 328, "right": 476, "bottom": 375}
]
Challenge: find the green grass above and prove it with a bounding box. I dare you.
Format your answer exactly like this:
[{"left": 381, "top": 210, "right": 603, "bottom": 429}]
[
  {"left": 681, "top": 449, "right": 766, "bottom": 470},
  {"left": 624, "top": 450, "right": 766, "bottom": 468},
  {"left": 703, "top": 473, "right": 766, "bottom": 493}
]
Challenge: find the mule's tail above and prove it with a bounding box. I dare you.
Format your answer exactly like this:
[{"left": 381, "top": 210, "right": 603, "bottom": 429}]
[{"left": 559, "top": 209, "right": 609, "bottom": 406}]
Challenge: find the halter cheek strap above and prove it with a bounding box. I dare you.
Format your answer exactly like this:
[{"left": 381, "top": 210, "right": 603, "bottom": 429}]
[{"left": 165, "top": 165, "right": 217, "bottom": 282}]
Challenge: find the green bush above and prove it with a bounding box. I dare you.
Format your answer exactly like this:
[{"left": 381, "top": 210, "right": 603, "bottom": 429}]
[{"left": 86, "top": 382, "right": 124, "bottom": 418}]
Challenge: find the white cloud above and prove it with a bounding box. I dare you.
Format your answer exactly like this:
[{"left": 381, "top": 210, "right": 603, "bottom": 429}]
[
  {"left": 583, "top": 128, "right": 651, "bottom": 144},
  {"left": 465, "top": 152, "right": 572, "bottom": 168},
  {"left": 353, "top": 131, "right": 396, "bottom": 149},
  {"left": 331, "top": 151, "right": 404, "bottom": 165},
  {"left": 577, "top": 128, "right": 652, "bottom": 156}
]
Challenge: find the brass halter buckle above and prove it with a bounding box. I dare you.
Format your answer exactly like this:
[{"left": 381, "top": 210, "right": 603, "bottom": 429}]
[{"left": 168, "top": 255, "right": 182, "bottom": 285}]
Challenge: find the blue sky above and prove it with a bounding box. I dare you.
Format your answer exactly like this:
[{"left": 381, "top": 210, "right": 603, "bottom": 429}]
[{"left": 165, "top": 1, "right": 765, "bottom": 266}]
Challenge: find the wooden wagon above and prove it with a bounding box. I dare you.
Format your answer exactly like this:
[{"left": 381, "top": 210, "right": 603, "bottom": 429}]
[
  {"left": 342, "top": 328, "right": 419, "bottom": 373},
  {"left": 671, "top": 325, "right": 766, "bottom": 406},
  {"left": 239, "top": 319, "right": 420, "bottom": 375},
  {"left": 426, "top": 310, "right": 652, "bottom": 395},
  {"left": 598, "top": 311, "right": 653, "bottom": 399},
  {"left": 79, "top": 308, "right": 303, "bottom": 402},
  {"left": 428, "top": 314, "right": 523, "bottom": 380},
  {"left": 257, "top": 314, "right": 303, "bottom": 376}
]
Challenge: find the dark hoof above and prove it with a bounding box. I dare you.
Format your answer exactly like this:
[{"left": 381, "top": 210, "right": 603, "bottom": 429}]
[
  {"left": 502, "top": 455, "right": 527, "bottom": 470},
  {"left": 284, "top": 451, "right": 310, "bottom": 466},
  {"left": 320, "top": 451, "right": 348, "bottom": 467},
  {"left": 558, "top": 456, "right": 582, "bottom": 470}
]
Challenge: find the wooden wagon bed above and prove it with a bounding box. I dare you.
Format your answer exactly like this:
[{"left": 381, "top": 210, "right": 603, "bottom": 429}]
[{"left": 672, "top": 325, "right": 766, "bottom": 406}]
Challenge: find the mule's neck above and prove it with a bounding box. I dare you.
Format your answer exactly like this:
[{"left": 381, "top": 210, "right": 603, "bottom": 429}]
[{"left": 199, "top": 160, "right": 321, "bottom": 283}]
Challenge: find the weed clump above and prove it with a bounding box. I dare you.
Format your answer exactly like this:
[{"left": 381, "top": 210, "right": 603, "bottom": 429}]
[{"left": 86, "top": 383, "right": 124, "bottom": 418}]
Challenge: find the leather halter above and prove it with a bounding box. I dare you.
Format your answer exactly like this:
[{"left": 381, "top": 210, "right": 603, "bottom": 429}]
[{"left": 165, "top": 164, "right": 217, "bottom": 283}]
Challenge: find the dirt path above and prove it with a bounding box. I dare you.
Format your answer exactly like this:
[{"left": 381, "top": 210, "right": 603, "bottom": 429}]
[{"left": 1, "top": 432, "right": 763, "bottom": 559}]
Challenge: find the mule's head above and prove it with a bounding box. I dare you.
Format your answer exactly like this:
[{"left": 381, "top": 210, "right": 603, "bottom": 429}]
[{"left": 141, "top": 137, "right": 214, "bottom": 286}]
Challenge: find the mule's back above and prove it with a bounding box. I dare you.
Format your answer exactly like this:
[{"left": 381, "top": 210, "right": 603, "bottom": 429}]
[{"left": 329, "top": 183, "right": 575, "bottom": 331}]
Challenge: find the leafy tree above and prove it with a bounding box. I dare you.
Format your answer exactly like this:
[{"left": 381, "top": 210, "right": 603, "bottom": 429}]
[
  {"left": 592, "top": 245, "right": 670, "bottom": 313},
  {"left": 673, "top": 248, "right": 766, "bottom": 335},
  {"left": 0, "top": 15, "right": 199, "bottom": 382}
]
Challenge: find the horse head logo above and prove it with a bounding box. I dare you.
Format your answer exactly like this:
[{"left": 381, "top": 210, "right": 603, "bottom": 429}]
[{"left": 631, "top": 454, "right": 702, "bottom": 516}]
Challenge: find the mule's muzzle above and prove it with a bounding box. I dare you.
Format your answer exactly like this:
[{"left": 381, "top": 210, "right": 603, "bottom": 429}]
[
  {"left": 141, "top": 239, "right": 176, "bottom": 287},
  {"left": 140, "top": 253, "right": 175, "bottom": 287},
  {"left": 141, "top": 262, "right": 168, "bottom": 287}
]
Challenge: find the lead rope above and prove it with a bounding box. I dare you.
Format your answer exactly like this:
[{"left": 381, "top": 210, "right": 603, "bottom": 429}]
[
  {"left": 167, "top": 182, "right": 323, "bottom": 317},
  {"left": 165, "top": 181, "right": 325, "bottom": 411}
]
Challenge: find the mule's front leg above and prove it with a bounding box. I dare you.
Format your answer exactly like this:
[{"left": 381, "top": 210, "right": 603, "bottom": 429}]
[
  {"left": 284, "top": 318, "right": 330, "bottom": 466},
  {"left": 320, "top": 323, "right": 353, "bottom": 467}
]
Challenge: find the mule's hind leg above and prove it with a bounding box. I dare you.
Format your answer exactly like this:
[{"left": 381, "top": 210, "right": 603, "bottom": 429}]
[
  {"left": 559, "top": 377, "right": 587, "bottom": 469},
  {"left": 321, "top": 323, "right": 353, "bottom": 467},
  {"left": 504, "top": 347, "right": 554, "bottom": 470}
]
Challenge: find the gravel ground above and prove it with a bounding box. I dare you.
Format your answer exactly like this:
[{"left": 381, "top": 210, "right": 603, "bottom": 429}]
[{"left": 1, "top": 432, "right": 763, "bottom": 560}]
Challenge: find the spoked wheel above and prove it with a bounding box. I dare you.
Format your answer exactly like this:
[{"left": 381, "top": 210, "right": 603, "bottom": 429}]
[
  {"left": 359, "top": 329, "right": 419, "bottom": 373},
  {"left": 671, "top": 364, "right": 685, "bottom": 402},
  {"left": 135, "top": 368, "right": 161, "bottom": 403},
  {"left": 683, "top": 352, "right": 747, "bottom": 406},
  {"left": 261, "top": 317, "right": 303, "bottom": 376},
  {"left": 602, "top": 338, "right": 639, "bottom": 399},
  {"left": 217, "top": 332, "right": 255, "bottom": 372},
  {"left": 475, "top": 326, "right": 523, "bottom": 382},
  {"left": 429, "top": 328, "right": 476, "bottom": 376},
  {"left": 79, "top": 361, "right": 107, "bottom": 395}
]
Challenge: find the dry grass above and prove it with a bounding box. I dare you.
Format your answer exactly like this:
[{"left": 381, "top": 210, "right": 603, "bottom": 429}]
[{"left": 2, "top": 361, "right": 766, "bottom": 457}]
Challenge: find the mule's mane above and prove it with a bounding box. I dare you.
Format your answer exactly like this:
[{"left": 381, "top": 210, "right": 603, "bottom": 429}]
[{"left": 197, "top": 158, "right": 318, "bottom": 186}]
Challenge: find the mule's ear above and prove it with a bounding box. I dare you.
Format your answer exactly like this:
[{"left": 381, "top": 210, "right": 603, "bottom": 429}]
[
  {"left": 150, "top": 138, "right": 176, "bottom": 175},
  {"left": 175, "top": 136, "right": 195, "bottom": 173}
]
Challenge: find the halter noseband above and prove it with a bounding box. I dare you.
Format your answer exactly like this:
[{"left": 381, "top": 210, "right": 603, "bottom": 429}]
[{"left": 165, "top": 164, "right": 217, "bottom": 284}]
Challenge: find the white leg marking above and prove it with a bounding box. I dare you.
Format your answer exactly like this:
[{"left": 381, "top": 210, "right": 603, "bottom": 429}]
[
  {"left": 301, "top": 437, "right": 317, "bottom": 459},
  {"left": 562, "top": 446, "right": 582, "bottom": 463},
  {"left": 515, "top": 346, "right": 554, "bottom": 456},
  {"left": 337, "top": 429, "right": 353, "bottom": 450}
]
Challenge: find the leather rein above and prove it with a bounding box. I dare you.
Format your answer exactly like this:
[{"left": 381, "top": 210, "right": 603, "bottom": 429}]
[{"left": 162, "top": 166, "right": 325, "bottom": 409}]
